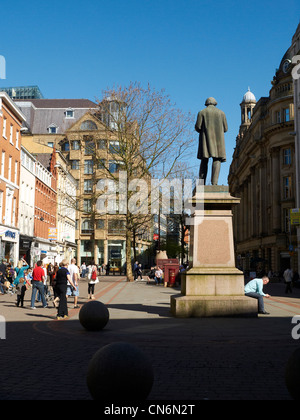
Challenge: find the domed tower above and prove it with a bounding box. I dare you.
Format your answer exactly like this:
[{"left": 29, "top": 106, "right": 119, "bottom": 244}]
[{"left": 240, "top": 88, "right": 256, "bottom": 135}]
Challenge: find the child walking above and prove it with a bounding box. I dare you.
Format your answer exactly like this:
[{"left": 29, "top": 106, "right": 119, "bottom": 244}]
[{"left": 16, "top": 277, "right": 28, "bottom": 307}]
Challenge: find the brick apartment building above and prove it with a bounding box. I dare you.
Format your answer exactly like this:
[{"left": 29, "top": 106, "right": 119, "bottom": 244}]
[{"left": 0, "top": 92, "right": 26, "bottom": 263}]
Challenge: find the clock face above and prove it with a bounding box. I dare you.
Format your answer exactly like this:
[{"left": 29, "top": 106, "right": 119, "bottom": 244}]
[{"left": 282, "top": 59, "right": 291, "bottom": 74}]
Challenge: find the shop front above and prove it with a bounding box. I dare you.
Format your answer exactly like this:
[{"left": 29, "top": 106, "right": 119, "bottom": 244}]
[
  {"left": 19, "top": 235, "right": 33, "bottom": 265},
  {"left": 0, "top": 226, "right": 20, "bottom": 265},
  {"left": 31, "top": 239, "right": 58, "bottom": 266},
  {"left": 108, "top": 240, "right": 126, "bottom": 271}
]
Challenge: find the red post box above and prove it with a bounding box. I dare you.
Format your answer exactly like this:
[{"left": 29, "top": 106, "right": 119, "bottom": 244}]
[{"left": 164, "top": 263, "right": 180, "bottom": 287}]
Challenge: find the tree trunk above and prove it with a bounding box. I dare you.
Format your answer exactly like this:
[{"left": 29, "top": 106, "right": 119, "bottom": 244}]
[{"left": 126, "top": 222, "right": 134, "bottom": 282}]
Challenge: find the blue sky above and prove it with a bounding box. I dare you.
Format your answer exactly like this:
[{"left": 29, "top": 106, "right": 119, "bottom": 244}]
[{"left": 1, "top": 0, "right": 300, "bottom": 185}]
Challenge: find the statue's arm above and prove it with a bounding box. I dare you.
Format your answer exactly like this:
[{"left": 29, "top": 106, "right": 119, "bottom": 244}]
[{"left": 195, "top": 112, "right": 203, "bottom": 133}]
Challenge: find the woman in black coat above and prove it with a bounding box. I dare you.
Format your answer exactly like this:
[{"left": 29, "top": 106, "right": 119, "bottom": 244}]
[{"left": 54, "top": 260, "right": 77, "bottom": 319}]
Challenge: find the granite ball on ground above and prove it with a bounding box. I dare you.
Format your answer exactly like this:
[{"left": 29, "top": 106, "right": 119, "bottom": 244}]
[
  {"left": 86, "top": 342, "right": 154, "bottom": 401},
  {"left": 79, "top": 300, "right": 109, "bottom": 331},
  {"left": 285, "top": 348, "right": 300, "bottom": 400}
]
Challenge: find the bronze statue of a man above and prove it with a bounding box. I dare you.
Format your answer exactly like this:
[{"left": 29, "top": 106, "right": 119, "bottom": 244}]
[{"left": 195, "top": 97, "right": 228, "bottom": 185}]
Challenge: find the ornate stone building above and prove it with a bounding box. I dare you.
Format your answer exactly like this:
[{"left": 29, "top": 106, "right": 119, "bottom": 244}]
[{"left": 229, "top": 27, "right": 299, "bottom": 275}]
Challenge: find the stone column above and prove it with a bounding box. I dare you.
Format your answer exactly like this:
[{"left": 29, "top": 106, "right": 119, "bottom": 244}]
[
  {"left": 104, "top": 238, "right": 108, "bottom": 265},
  {"left": 77, "top": 239, "right": 81, "bottom": 265},
  {"left": 271, "top": 147, "right": 281, "bottom": 232}
]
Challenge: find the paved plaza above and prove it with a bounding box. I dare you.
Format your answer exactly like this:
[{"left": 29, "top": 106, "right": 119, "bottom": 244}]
[{"left": 0, "top": 276, "right": 300, "bottom": 401}]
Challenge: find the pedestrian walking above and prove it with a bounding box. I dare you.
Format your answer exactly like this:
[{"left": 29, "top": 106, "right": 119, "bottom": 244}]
[
  {"left": 30, "top": 261, "right": 48, "bottom": 309},
  {"left": 14, "top": 259, "right": 30, "bottom": 286},
  {"left": 106, "top": 261, "right": 111, "bottom": 276},
  {"left": 54, "top": 259, "right": 76, "bottom": 320},
  {"left": 88, "top": 265, "right": 99, "bottom": 300},
  {"left": 244, "top": 276, "right": 271, "bottom": 314},
  {"left": 68, "top": 258, "right": 80, "bottom": 308},
  {"left": 16, "top": 277, "right": 28, "bottom": 307},
  {"left": 283, "top": 267, "right": 293, "bottom": 294},
  {"left": 51, "top": 263, "right": 60, "bottom": 308},
  {"left": 134, "top": 264, "right": 143, "bottom": 281},
  {"left": 0, "top": 269, "right": 6, "bottom": 294},
  {"left": 80, "top": 262, "right": 87, "bottom": 278}
]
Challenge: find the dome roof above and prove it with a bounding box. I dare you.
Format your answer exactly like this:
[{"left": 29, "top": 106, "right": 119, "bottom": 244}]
[{"left": 242, "top": 88, "right": 256, "bottom": 103}]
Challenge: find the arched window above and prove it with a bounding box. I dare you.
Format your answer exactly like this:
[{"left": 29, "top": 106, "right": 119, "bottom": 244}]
[{"left": 80, "top": 120, "right": 97, "bottom": 130}]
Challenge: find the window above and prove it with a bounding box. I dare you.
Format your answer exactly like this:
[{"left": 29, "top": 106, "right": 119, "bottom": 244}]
[
  {"left": 2, "top": 118, "right": 7, "bottom": 138},
  {"left": 72, "top": 140, "right": 80, "bottom": 150},
  {"left": 108, "top": 219, "right": 126, "bottom": 234},
  {"left": 0, "top": 191, "right": 3, "bottom": 215},
  {"left": 14, "top": 161, "right": 18, "bottom": 184},
  {"left": 84, "top": 179, "right": 93, "bottom": 193},
  {"left": 47, "top": 142, "right": 54, "bottom": 148},
  {"left": 82, "top": 219, "right": 93, "bottom": 234},
  {"left": 283, "top": 148, "right": 292, "bottom": 165},
  {"left": 284, "top": 108, "right": 290, "bottom": 122},
  {"left": 81, "top": 120, "right": 97, "bottom": 130},
  {"left": 71, "top": 160, "right": 80, "bottom": 170},
  {"left": 97, "top": 159, "right": 106, "bottom": 169},
  {"left": 97, "top": 139, "right": 106, "bottom": 150},
  {"left": 16, "top": 131, "right": 19, "bottom": 149},
  {"left": 284, "top": 208, "right": 291, "bottom": 233},
  {"left": 284, "top": 176, "right": 292, "bottom": 199},
  {"left": 1, "top": 151, "right": 5, "bottom": 176},
  {"left": 8, "top": 156, "right": 12, "bottom": 181},
  {"left": 62, "top": 142, "right": 70, "bottom": 152},
  {"left": 65, "top": 108, "right": 74, "bottom": 118},
  {"left": 83, "top": 199, "right": 92, "bottom": 213},
  {"left": 276, "top": 111, "right": 281, "bottom": 124},
  {"left": 9, "top": 125, "right": 13, "bottom": 144},
  {"left": 109, "top": 160, "right": 124, "bottom": 173},
  {"left": 84, "top": 160, "right": 94, "bottom": 175},
  {"left": 96, "top": 219, "right": 105, "bottom": 229},
  {"left": 12, "top": 197, "right": 16, "bottom": 226},
  {"left": 85, "top": 139, "right": 95, "bottom": 155},
  {"left": 109, "top": 141, "right": 120, "bottom": 153},
  {"left": 47, "top": 124, "right": 58, "bottom": 134}
]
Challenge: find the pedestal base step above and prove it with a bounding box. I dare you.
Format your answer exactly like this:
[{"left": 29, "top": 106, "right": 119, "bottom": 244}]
[{"left": 171, "top": 294, "right": 258, "bottom": 318}]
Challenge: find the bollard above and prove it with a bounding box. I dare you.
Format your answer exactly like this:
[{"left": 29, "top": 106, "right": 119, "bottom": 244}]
[
  {"left": 79, "top": 300, "right": 109, "bottom": 331},
  {"left": 86, "top": 342, "right": 154, "bottom": 401},
  {"left": 285, "top": 348, "right": 300, "bottom": 400}
]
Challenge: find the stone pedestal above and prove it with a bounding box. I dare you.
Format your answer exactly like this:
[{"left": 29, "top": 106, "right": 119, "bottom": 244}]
[{"left": 171, "top": 186, "right": 257, "bottom": 317}]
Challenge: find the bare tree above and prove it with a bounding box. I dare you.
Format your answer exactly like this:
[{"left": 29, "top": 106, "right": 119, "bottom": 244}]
[
  {"left": 60, "top": 82, "right": 194, "bottom": 281},
  {"left": 92, "top": 82, "right": 194, "bottom": 281}
]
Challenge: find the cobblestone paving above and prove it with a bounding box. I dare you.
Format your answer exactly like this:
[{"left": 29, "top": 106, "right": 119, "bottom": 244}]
[{"left": 0, "top": 277, "right": 299, "bottom": 400}]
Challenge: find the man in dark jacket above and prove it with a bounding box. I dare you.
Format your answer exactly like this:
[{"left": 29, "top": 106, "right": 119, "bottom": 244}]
[{"left": 54, "top": 259, "right": 77, "bottom": 319}]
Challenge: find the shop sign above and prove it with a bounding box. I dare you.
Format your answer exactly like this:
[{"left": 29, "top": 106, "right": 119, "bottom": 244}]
[
  {"left": 0, "top": 228, "right": 18, "bottom": 241},
  {"left": 291, "top": 209, "right": 300, "bottom": 225},
  {"left": 48, "top": 228, "right": 57, "bottom": 241}
]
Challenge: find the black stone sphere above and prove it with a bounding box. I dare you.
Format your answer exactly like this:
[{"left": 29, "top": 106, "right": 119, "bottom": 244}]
[
  {"left": 286, "top": 348, "right": 300, "bottom": 400},
  {"left": 86, "top": 342, "right": 154, "bottom": 401},
  {"left": 79, "top": 300, "right": 109, "bottom": 331}
]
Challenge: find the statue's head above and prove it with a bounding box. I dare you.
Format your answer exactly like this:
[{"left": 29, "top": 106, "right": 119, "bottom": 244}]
[{"left": 205, "top": 97, "right": 217, "bottom": 106}]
